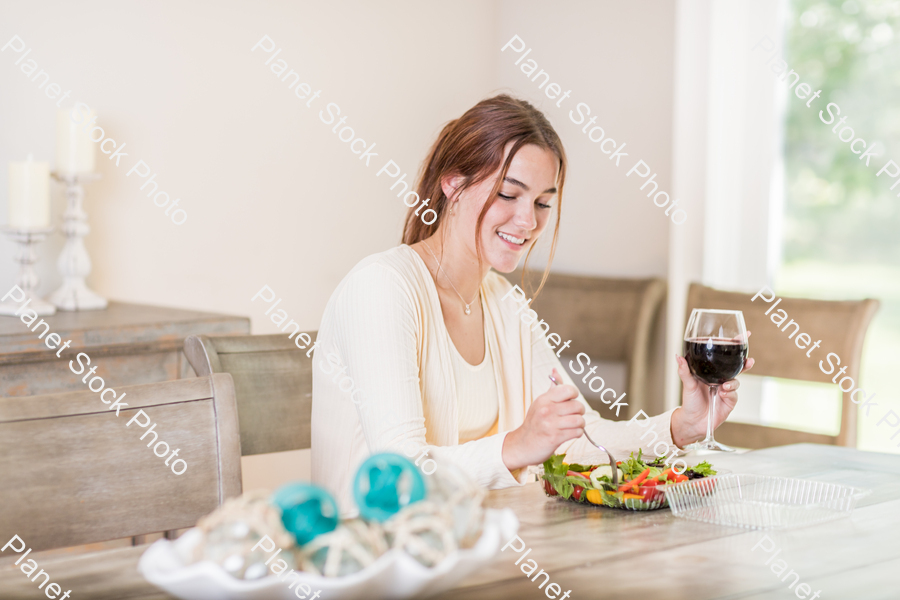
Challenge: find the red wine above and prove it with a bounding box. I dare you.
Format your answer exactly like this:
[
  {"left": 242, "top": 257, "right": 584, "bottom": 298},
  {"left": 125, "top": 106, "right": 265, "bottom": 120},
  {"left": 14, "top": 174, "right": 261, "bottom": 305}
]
[{"left": 683, "top": 338, "right": 748, "bottom": 385}]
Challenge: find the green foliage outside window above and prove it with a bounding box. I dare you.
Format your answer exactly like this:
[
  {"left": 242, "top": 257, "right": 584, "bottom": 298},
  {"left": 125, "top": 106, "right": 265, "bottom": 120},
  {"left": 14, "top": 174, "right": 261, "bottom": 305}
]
[
  {"left": 775, "top": 0, "right": 900, "bottom": 453},
  {"left": 783, "top": 0, "right": 900, "bottom": 263}
]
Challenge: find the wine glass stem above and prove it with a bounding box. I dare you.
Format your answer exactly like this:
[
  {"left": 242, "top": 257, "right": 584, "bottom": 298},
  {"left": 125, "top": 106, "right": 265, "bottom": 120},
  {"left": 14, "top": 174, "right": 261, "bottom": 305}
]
[{"left": 705, "top": 385, "right": 718, "bottom": 441}]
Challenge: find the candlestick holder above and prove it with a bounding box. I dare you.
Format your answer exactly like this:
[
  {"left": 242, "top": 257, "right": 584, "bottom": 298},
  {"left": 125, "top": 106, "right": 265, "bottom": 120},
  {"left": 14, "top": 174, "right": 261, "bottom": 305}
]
[
  {"left": 0, "top": 226, "right": 57, "bottom": 316},
  {"left": 49, "top": 172, "right": 107, "bottom": 311}
]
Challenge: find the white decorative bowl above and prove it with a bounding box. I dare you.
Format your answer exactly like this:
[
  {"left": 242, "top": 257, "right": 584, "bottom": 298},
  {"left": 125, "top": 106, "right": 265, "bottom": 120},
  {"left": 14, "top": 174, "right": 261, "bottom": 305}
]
[{"left": 138, "top": 508, "right": 519, "bottom": 600}]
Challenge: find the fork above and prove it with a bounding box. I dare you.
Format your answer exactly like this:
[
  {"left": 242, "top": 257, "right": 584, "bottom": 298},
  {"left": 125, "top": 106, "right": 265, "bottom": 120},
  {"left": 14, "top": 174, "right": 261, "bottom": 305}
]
[{"left": 549, "top": 373, "right": 619, "bottom": 488}]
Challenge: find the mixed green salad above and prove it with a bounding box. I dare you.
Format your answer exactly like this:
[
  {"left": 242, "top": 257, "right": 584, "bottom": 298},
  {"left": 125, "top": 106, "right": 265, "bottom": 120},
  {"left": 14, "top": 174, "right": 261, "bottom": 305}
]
[{"left": 541, "top": 450, "right": 717, "bottom": 510}]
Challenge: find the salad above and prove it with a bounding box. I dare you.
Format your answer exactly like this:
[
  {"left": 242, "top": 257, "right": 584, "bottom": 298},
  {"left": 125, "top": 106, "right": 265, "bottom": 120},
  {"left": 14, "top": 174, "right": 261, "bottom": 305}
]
[{"left": 541, "top": 451, "right": 716, "bottom": 511}]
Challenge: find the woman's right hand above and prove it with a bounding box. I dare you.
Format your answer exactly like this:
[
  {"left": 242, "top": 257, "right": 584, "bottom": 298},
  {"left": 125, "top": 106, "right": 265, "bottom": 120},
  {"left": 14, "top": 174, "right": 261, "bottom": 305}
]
[{"left": 502, "top": 368, "right": 585, "bottom": 472}]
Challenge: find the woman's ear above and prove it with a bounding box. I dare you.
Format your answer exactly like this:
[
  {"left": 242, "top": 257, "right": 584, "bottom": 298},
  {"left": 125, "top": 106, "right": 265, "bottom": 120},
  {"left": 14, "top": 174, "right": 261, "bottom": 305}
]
[{"left": 440, "top": 173, "right": 464, "bottom": 202}]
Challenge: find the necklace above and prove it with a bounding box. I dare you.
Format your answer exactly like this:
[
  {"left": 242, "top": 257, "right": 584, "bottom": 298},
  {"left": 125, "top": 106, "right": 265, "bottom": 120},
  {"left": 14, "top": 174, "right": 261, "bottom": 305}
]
[{"left": 422, "top": 241, "right": 480, "bottom": 316}]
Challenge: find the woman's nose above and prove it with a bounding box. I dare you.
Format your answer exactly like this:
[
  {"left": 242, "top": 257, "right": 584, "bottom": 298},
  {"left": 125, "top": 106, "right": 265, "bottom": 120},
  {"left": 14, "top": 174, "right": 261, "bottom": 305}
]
[{"left": 514, "top": 200, "right": 537, "bottom": 230}]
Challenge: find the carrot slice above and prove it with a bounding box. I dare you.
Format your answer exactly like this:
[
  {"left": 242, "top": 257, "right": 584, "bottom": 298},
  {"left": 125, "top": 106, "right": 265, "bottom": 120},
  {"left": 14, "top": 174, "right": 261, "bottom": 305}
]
[{"left": 618, "top": 468, "right": 650, "bottom": 492}]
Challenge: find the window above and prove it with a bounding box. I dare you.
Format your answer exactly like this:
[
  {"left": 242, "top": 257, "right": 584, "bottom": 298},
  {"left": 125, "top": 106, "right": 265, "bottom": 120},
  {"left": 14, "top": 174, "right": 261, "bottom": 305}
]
[{"left": 770, "top": 0, "right": 900, "bottom": 453}]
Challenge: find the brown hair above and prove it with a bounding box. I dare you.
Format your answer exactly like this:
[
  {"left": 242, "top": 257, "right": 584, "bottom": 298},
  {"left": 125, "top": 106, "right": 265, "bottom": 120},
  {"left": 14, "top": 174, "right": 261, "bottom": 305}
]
[{"left": 401, "top": 94, "right": 567, "bottom": 299}]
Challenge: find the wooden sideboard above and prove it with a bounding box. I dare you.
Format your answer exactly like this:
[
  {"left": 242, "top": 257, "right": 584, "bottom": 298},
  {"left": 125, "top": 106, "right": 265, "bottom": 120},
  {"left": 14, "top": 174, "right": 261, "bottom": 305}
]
[{"left": 0, "top": 302, "right": 250, "bottom": 397}]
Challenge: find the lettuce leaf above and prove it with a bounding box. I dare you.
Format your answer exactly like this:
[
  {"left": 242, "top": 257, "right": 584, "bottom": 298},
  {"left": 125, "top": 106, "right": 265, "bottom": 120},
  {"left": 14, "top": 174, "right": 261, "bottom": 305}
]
[
  {"left": 565, "top": 463, "right": 593, "bottom": 472},
  {"left": 601, "top": 489, "right": 622, "bottom": 508},
  {"left": 565, "top": 475, "right": 593, "bottom": 488},
  {"left": 619, "top": 450, "right": 650, "bottom": 479},
  {"left": 690, "top": 461, "right": 716, "bottom": 477},
  {"left": 555, "top": 478, "right": 574, "bottom": 499},
  {"left": 543, "top": 454, "right": 568, "bottom": 477}
]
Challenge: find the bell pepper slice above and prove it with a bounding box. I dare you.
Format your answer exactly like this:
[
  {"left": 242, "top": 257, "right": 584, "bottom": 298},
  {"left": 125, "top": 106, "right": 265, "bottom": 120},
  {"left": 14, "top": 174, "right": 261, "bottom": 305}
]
[{"left": 585, "top": 489, "right": 604, "bottom": 505}]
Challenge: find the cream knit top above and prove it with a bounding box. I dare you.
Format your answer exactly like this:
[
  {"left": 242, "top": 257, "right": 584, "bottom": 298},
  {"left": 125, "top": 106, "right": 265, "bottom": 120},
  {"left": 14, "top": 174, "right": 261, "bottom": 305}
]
[
  {"left": 311, "top": 245, "right": 678, "bottom": 516},
  {"left": 449, "top": 321, "right": 500, "bottom": 444}
]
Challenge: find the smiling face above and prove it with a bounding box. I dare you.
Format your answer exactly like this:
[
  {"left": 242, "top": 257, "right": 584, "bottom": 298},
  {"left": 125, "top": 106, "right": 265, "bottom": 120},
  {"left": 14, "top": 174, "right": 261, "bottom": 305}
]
[{"left": 442, "top": 142, "right": 560, "bottom": 274}]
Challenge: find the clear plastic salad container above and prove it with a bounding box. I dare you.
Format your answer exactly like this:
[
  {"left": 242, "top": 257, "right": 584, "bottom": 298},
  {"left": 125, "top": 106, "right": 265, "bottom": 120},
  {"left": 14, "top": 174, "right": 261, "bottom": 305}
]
[{"left": 663, "top": 474, "right": 871, "bottom": 530}]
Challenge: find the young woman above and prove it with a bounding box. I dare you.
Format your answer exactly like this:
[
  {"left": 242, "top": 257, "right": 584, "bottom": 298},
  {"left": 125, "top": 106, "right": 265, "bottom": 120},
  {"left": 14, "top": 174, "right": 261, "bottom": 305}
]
[{"left": 311, "top": 94, "right": 753, "bottom": 515}]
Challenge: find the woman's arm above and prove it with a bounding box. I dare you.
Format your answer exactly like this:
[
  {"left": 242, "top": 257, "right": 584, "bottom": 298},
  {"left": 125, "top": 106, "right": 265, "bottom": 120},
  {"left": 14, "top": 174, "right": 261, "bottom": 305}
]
[{"left": 326, "top": 263, "right": 523, "bottom": 489}]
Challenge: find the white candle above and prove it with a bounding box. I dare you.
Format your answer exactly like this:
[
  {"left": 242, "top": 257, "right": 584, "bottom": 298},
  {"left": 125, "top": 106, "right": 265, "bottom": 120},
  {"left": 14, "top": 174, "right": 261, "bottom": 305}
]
[
  {"left": 56, "top": 106, "right": 96, "bottom": 175},
  {"left": 8, "top": 155, "right": 50, "bottom": 228}
]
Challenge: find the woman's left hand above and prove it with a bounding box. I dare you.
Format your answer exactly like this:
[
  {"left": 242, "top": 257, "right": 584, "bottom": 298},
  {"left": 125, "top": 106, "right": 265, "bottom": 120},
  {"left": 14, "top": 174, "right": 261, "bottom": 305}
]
[{"left": 670, "top": 333, "right": 755, "bottom": 448}]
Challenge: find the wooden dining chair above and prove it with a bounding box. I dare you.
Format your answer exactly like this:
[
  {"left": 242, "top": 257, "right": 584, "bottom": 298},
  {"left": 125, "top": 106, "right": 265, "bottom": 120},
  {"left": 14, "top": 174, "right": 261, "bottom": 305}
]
[
  {"left": 685, "top": 283, "right": 880, "bottom": 448},
  {"left": 503, "top": 269, "right": 667, "bottom": 420},
  {"left": 0, "top": 374, "right": 242, "bottom": 553},
  {"left": 183, "top": 333, "right": 314, "bottom": 455}
]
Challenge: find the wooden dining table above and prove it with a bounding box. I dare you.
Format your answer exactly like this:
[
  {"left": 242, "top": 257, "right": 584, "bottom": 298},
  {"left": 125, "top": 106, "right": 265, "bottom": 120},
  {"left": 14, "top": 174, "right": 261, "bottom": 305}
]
[{"left": 1, "top": 443, "right": 897, "bottom": 599}]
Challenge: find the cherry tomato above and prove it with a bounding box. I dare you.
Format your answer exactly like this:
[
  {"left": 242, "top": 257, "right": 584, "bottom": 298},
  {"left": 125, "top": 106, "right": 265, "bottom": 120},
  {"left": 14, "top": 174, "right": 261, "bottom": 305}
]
[
  {"left": 638, "top": 486, "right": 663, "bottom": 503},
  {"left": 543, "top": 479, "right": 558, "bottom": 496},
  {"left": 572, "top": 485, "right": 584, "bottom": 501}
]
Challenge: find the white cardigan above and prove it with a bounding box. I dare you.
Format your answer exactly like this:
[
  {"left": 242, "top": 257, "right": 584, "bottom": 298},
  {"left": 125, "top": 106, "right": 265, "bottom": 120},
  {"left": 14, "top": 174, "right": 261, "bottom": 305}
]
[{"left": 310, "top": 245, "right": 677, "bottom": 516}]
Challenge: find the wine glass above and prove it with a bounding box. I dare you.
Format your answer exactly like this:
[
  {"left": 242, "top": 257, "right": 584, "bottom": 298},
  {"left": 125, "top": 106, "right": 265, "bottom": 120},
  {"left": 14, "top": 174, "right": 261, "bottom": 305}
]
[{"left": 682, "top": 309, "right": 749, "bottom": 452}]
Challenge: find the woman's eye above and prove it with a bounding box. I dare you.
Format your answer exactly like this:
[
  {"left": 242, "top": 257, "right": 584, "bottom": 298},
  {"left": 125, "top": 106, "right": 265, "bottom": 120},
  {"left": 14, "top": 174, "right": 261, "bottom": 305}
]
[
  {"left": 498, "top": 193, "right": 515, "bottom": 200},
  {"left": 537, "top": 201, "right": 552, "bottom": 209}
]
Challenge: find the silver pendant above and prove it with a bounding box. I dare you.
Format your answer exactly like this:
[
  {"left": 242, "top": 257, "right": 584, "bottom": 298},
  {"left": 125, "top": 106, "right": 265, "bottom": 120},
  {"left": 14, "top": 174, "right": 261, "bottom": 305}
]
[{"left": 464, "top": 304, "right": 471, "bottom": 315}]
